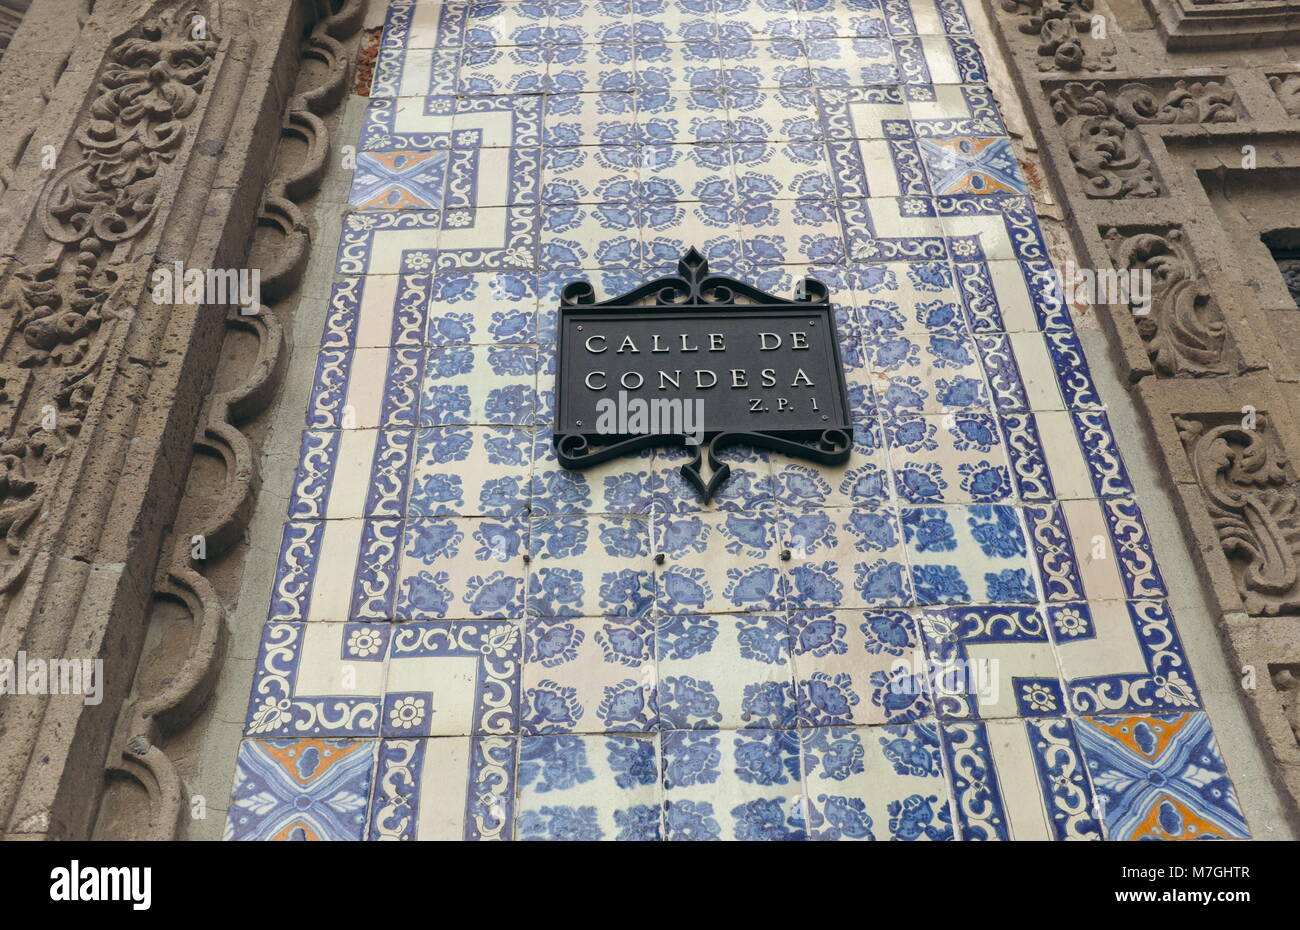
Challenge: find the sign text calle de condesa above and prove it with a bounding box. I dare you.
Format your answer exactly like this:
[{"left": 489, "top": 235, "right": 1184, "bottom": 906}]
[{"left": 554, "top": 248, "right": 853, "bottom": 502}]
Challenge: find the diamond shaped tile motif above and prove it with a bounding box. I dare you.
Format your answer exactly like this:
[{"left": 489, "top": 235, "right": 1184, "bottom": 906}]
[{"left": 227, "top": 0, "right": 1250, "bottom": 841}]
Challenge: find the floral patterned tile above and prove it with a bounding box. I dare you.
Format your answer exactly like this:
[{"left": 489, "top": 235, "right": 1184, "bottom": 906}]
[
  {"left": 800, "top": 722, "right": 954, "bottom": 840},
  {"left": 655, "top": 507, "right": 784, "bottom": 614},
  {"left": 522, "top": 615, "right": 657, "bottom": 733},
  {"left": 779, "top": 504, "right": 913, "bottom": 610},
  {"left": 425, "top": 270, "right": 539, "bottom": 345},
  {"left": 407, "top": 426, "right": 532, "bottom": 517},
  {"left": 531, "top": 432, "right": 657, "bottom": 514},
  {"left": 226, "top": 739, "right": 376, "bottom": 840},
  {"left": 419, "top": 344, "right": 538, "bottom": 426},
  {"left": 1074, "top": 712, "right": 1249, "bottom": 840},
  {"left": 719, "top": 39, "right": 810, "bottom": 89},
  {"left": 799, "top": 0, "right": 890, "bottom": 39},
  {"left": 656, "top": 613, "right": 796, "bottom": 729},
  {"left": 517, "top": 733, "right": 663, "bottom": 839},
  {"left": 662, "top": 729, "right": 807, "bottom": 839},
  {"left": 789, "top": 608, "right": 930, "bottom": 726},
  {"left": 739, "top": 198, "right": 846, "bottom": 265},
  {"left": 884, "top": 413, "right": 1011, "bottom": 505},
  {"left": 736, "top": 142, "right": 837, "bottom": 202},
  {"left": 770, "top": 418, "right": 892, "bottom": 508},
  {"left": 640, "top": 142, "right": 737, "bottom": 201},
  {"left": 812, "top": 35, "right": 901, "bottom": 85},
  {"left": 396, "top": 516, "right": 528, "bottom": 620},
  {"left": 866, "top": 330, "right": 992, "bottom": 417},
  {"left": 852, "top": 260, "right": 964, "bottom": 335},
  {"left": 727, "top": 87, "right": 825, "bottom": 142},
  {"left": 899, "top": 504, "right": 1039, "bottom": 606},
  {"left": 542, "top": 144, "right": 640, "bottom": 204},
  {"left": 528, "top": 514, "right": 654, "bottom": 617}
]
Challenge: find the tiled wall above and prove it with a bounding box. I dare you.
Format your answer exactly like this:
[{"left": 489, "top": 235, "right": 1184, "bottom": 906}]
[{"left": 224, "top": 0, "right": 1249, "bottom": 841}]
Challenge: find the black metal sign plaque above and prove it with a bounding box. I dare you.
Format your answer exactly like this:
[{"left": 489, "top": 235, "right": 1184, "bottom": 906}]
[{"left": 554, "top": 249, "right": 852, "bottom": 502}]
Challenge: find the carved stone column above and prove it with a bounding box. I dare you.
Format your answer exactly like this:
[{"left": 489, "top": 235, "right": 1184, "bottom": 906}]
[{"left": 0, "top": 0, "right": 357, "bottom": 840}]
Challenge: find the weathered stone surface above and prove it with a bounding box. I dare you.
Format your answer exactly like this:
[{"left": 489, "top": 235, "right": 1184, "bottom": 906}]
[
  {"left": 985, "top": 0, "right": 1300, "bottom": 822},
  {"left": 0, "top": 0, "right": 364, "bottom": 840}
]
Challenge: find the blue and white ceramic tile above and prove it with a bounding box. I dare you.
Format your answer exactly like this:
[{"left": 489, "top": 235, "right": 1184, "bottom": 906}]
[
  {"left": 396, "top": 516, "right": 527, "bottom": 620},
  {"left": 230, "top": 0, "right": 1251, "bottom": 840},
  {"left": 656, "top": 613, "right": 796, "bottom": 729},
  {"left": 771, "top": 419, "right": 891, "bottom": 508},
  {"left": 266, "top": 521, "right": 401, "bottom": 622},
  {"left": 1048, "top": 600, "right": 1199, "bottom": 716},
  {"left": 662, "top": 728, "right": 807, "bottom": 840},
  {"left": 655, "top": 507, "right": 784, "bottom": 614},
  {"left": 382, "top": 620, "right": 522, "bottom": 737},
  {"left": 522, "top": 615, "right": 657, "bottom": 733},
  {"left": 899, "top": 504, "right": 1039, "bottom": 606},
  {"left": 244, "top": 622, "right": 387, "bottom": 738},
  {"left": 529, "top": 514, "right": 654, "bottom": 617},
  {"left": 407, "top": 426, "right": 532, "bottom": 517},
  {"left": 778, "top": 505, "right": 912, "bottom": 610},
  {"left": 517, "top": 733, "right": 663, "bottom": 839},
  {"left": 940, "top": 717, "right": 1101, "bottom": 840},
  {"left": 789, "top": 608, "right": 930, "bottom": 726},
  {"left": 801, "top": 722, "right": 954, "bottom": 840},
  {"left": 919, "top": 605, "right": 1064, "bottom": 719},
  {"left": 885, "top": 413, "right": 1012, "bottom": 504},
  {"left": 369, "top": 735, "right": 516, "bottom": 839}
]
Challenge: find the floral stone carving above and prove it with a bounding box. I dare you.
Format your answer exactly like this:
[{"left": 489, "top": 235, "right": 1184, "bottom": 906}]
[
  {"left": 0, "top": 10, "right": 216, "bottom": 590},
  {"left": 1103, "top": 228, "right": 1231, "bottom": 376},
  {"left": 999, "top": 0, "right": 1114, "bottom": 72},
  {"left": 1178, "top": 417, "right": 1300, "bottom": 616},
  {"left": 1049, "top": 80, "right": 1237, "bottom": 198}
]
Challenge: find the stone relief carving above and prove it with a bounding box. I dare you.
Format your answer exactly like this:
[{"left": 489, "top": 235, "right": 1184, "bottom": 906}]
[
  {"left": 1270, "top": 75, "right": 1300, "bottom": 118},
  {"left": 999, "top": 0, "right": 1114, "bottom": 72},
  {"left": 1279, "top": 260, "right": 1300, "bottom": 308},
  {"left": 1271, "top": 664, "right": 1300, "bottom": 746},
  {"left": 0, "top": 0, "right": 31, "bottom": 57},
  {"left": 1049, "top": 81, "right": 1237, "bottom": 198},
  {"left": 1178, "top": 416, "right": 1300, "bottom": 616},
  {"left": 1103, "top": 228, "right": 1232, "bottom": 377},
  {"left": 100, "top": 0, "right": 364, "bottom": 840},
  {"left": 0, "top": 10, "right": 217, "bottom": 592}
]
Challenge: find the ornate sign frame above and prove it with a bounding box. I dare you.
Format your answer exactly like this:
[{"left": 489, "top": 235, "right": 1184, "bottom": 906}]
[{"left": 554, "top": 249, "right": 853, "bottom": 502}]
